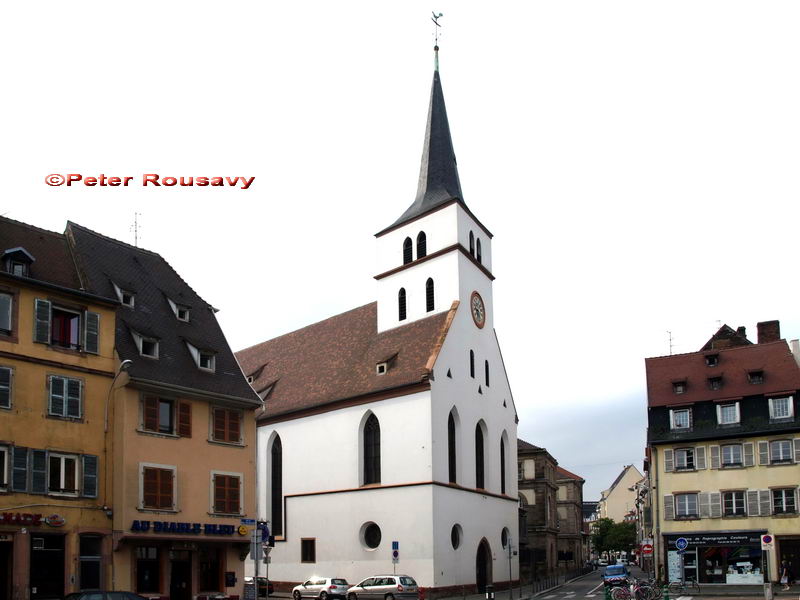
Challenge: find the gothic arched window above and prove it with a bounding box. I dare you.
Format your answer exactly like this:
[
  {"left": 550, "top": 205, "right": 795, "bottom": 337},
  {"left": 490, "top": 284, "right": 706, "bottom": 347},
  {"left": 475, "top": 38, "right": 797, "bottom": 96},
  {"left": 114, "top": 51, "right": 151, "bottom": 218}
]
[
  {"left": 398, "top": 288, "right": 407, "bottom": 321},
  {"left": 426, "top": 278, "right": 435, "bottom": 312},
  {"left": 364, "top": 414, "right": 381, "bottom": 485},
  {"left": 270, "top": 435, "right": 283, "bottom": 536},
  {"left": 476, "top": 239, "right": 482, "bottom": 264},
  {"left": 470, "top": 350, "right": 475, "bottom": 378},
  {"left": 417, "top": 231, "right": 427, "bottom": 259},
  {"left": 469, "top": 231, "right": 475, "bottom": 256},
  {"left": 475, "top": 424, "right": 485, "bottom": 489},
  {"left": 448, "top": 412, "right": 457, "bottom": 483},
  {"left": 500, "top": 436, "right": 506, "bottom": 494},
  {"left": 403, "top": 238, "right": 413, "bottom": 264},
  {"left": 485, "top": 360, "right": 490, "bottom": 387}
]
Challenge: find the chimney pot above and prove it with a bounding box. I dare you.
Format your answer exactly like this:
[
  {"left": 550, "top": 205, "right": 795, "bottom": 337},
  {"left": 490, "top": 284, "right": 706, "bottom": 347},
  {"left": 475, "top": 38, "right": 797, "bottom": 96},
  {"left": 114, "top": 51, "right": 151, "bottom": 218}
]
[
  {"left": 757, "top": 320, "right": 781, "bottom": 344},
  {"left": 736, "top": 326, "right": 747, "bottom": 338}
]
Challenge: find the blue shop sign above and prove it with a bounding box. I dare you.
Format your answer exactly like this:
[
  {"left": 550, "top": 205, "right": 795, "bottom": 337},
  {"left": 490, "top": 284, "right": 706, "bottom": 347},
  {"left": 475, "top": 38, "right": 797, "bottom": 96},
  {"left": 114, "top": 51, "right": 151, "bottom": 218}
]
[{"left": 131, "top": 520, "right": 237, "bottom": 535}]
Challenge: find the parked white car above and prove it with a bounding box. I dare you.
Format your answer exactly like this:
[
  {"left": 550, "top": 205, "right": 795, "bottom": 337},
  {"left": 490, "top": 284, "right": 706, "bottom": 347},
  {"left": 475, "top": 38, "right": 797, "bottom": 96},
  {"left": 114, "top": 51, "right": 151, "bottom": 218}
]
[{"left": 293, "top": 577, "right": 350, "bottom": 600}]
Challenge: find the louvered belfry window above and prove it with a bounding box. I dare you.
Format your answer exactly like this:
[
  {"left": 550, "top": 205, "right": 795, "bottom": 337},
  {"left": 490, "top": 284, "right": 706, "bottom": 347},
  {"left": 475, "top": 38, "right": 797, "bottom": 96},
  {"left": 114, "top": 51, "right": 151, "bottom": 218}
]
[
  {"left": 398, "top": 289, "right": 407, "bottom": 321},
  {"left": 403, "top": 238, "right": 413, "bottom": 264},
  {"left": 364, "top": 414, "right": 381, "bottom": 485},
  {"left": 416, "top": 231, "right": 427, "bottom": 259},
  {"left": 214, "top": 474, "right": 240, "bottom": 514},
  {"left": 426, "top": 278, "right": 435, "bottom": 312}
]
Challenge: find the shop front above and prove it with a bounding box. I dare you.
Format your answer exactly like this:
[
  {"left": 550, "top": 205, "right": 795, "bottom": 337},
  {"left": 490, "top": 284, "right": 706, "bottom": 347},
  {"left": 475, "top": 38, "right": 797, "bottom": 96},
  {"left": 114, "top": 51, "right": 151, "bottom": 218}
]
[{"left": 664, "top": 531, "right": 765, "bottom": 585}]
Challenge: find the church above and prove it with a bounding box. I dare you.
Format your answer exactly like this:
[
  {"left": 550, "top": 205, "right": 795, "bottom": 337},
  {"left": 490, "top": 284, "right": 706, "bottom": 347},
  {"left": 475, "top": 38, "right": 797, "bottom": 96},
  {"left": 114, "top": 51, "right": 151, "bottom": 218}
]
[{"left": 236, "top": 46, "right": 519, "bottom": 595}]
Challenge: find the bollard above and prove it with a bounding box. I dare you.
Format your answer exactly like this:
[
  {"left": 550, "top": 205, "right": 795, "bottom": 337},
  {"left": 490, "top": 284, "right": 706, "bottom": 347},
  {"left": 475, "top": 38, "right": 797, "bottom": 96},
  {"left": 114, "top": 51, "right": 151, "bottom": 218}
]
[
  {"left": 604, "top": 586, "right": 611, "bottom": 600},
  {"left": 662, "top": 586, "right": 669, "bottom": 600},
  {"left": 486, "top": 584, "right": 495, "bottom": 600}
]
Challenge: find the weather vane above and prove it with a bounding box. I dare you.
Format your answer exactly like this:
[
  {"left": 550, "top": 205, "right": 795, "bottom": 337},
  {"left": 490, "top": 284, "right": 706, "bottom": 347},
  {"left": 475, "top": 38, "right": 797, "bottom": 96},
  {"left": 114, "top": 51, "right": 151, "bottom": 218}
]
[{"left": 431, "top": 11, "right": 443, "bottom": 47}]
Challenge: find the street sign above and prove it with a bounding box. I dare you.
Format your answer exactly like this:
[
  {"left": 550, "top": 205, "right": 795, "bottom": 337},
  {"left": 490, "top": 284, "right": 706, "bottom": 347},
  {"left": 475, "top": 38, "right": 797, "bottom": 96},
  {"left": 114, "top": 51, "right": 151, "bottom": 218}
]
[
  {"left": 675, "top": 538, "right": 688, "bottom": 551},
  {"left": 241, "top": 518, "right": 256, "bottom": 526},
  {"left": 641, "top": 544, "right": 653, "bottom": 557},
  {"left": 761, "top": 534, "right": 774, "bottom": 551},
  {"left": 677, "top": 550, "right": 686, "bottom": 555}
]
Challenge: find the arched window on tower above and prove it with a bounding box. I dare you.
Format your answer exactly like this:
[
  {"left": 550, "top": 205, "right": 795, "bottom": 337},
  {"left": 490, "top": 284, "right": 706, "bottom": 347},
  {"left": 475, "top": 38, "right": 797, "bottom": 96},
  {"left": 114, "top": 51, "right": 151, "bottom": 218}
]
[
  {"left": 417, "top": 231, "right": 427, "bottom": 259},
  {"left": 448, "top": 412, "right": 457, "bottom": 483},
  {"left": 469, "top": 231, "right": 475, "bottom": 257},
  {"left": 470, "top": 350, "right": 475, "bottom": 378},
  {"left": 403, "top": 237, "right": 413, "bottom": 265},
  {"left": 398, "top": 288, "right": 407, "bottom": 321},
  {"left": 364, "top": 414, "right": 381, "bottom": 484},
  {"left": 426, "top": 278, "right": 434, "bottom": 312},
  {"left": 500, "top": 436, "right": 506, "bottom": 494},
  {"left": 475, "top": 423, "right": 485, "bottom": 489},
  {"left": 485, "top": 360, "right": 490, "bottom": 387},
  {"left": 270, "top": 435, "right": 283, "bottom": 536},
  {"left": 476, "top": 239, "right": 482, "bottom": 264}
]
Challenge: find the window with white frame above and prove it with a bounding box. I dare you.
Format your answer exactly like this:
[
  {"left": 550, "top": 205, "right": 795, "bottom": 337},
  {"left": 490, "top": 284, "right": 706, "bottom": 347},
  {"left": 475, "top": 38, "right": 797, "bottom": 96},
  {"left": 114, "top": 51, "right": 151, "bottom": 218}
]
[
  {"left": 670, "top": 408, "right": 692, "bottom": 430},
  {"left": 0, "top": 445, "right": 7, "bottom": 489},
  {"left": 132, "top": 331, "right": 159, "bottom": 359},
  {"left": 675, "top": 493, "right": 699, "bottom": 518},
  {"left": 772, "top": 489, "right": 797, "bottom": 514},
  {"left": 167, "top": 298, "right": 190, "bottom": 322},
  {"left": 48, "top": 453, "right": 78, "bottom": 495},
  {"left": 674, "top": 448, "right": 695, "bottom": 470},
  {"left": 112, "top": 282, "right": 135, "bottom": 308},
  {"left": 723, "top": 491, "right": 746, "bottom": 516},
  {"left": 48, "top": 375, "right": 82, "bottom": 419},
  {"left": 0, "top": 366, "right": 11, "bottom": 409},
  {"left": 769, "top": 397, "right": 794, "bottom": 420},
  {"left": 722, "top": 444, "right": 743, "bottom": 466},
  {"left": 717, "top": 402, "right": 740, "bottom": 425},
  {"left": 770, "top": 440, "right": 793, "bottom": 464},
  {"left": 186, "top": 341, "right": 215, "bottom": 373}
]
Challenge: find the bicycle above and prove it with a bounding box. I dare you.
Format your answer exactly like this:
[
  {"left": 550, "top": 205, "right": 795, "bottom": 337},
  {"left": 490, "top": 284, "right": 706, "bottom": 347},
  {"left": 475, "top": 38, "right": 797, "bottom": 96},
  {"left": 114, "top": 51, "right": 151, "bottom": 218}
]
[
  {"left": 667, "top": 577, "right": 700, "bottom": 596},
  {"left": 609, "top": 580, "right": 658, "bottom": 600}
]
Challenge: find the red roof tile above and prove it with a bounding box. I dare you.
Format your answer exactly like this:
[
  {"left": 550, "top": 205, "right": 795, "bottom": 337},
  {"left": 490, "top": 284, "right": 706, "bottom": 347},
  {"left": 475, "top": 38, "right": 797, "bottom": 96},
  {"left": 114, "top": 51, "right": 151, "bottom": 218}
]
[
  {"left": 556, "top": 466, "right": 584, "bottom": 481},
  {"left": 645, "top": 340, "right": 800, "bottom": 407},
  {"left": 236, "top": 302, "right": 457, "bottom": 421}
]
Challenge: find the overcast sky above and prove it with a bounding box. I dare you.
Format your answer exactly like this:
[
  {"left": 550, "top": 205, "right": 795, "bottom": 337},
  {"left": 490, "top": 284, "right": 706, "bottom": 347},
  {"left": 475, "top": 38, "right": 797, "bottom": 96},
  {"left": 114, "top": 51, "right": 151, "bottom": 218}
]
[{"left": 3, "top": 1, "right": 800, "bottom": 501}]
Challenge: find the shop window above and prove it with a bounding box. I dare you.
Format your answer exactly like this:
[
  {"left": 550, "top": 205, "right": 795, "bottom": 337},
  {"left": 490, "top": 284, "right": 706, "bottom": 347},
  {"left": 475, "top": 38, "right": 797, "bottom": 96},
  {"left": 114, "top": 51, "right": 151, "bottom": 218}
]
[
  {"left": 770, "top": 440, "right": 793, "bottom": 464},
  {"left": 301, "top": 538, "right": 316, "bottom": 562},
  {"left": 136, "top": 547, "right": 160, "bottom": 593},
  {"left": 721, "top": 444, "right": 743, "bottom": 467},
  {"left": 772, "top": 489, "right": 797, "bottom": 514},
  {"left": 48, "top": 453, "right": 78, "bottom": 495},
  {"left": 213, "top": 472, "right": 241, "bottom": 514},
  {"left": 769, "top": 397, "right": 794, "bottom": 420},
  {"left": 0, "top": 366, "right": 11, "bottom": 409},
  {"left": 141, "top": 465, "right": 175, "bottom": 510},
  {"left": 198, "top": 546, "right": 222, "bottom": 591},
  {"left": 48, "top": 375, "right": 82, "bottom": 419},
  {"left": 722, "top": 491, "right": 746, "bottom": 516},
  {"left": 717, "top": 402, "right": 740, "bottom": 425},
  {"left": 79, "top": 535, "right": 102, "bottom": 590},
  {"left": 670, "top": 408, "right": 691, "bottom": 430},
  {"left": 674, "top": 448, "right": 695, "bottom": 470},
  {"left": 212, "top": 407, "right": 242, "bottom": 444},
  {"left": 675, "top": 493, "right": 698, "bottom": 518}
]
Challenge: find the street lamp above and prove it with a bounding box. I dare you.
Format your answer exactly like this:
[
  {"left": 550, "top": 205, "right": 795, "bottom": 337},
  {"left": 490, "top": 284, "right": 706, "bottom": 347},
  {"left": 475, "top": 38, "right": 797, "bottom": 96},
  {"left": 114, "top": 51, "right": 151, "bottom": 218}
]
[{"left": 104, "top": 359, "right": 132, "bottom": 432}]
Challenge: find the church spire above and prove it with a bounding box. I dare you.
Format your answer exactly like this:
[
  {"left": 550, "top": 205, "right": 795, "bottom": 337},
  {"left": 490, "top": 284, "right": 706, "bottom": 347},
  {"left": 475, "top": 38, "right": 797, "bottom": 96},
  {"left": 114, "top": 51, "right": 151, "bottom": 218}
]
[{"left": 383, "top": 43, "right": 465, "bottom": 232}]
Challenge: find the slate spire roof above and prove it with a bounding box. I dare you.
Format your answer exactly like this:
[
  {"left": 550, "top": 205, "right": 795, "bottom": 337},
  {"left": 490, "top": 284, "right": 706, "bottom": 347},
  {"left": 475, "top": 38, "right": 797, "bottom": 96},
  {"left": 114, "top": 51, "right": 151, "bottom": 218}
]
[{"left": 382, "top": 48, "right": 465, "bottom": 233}]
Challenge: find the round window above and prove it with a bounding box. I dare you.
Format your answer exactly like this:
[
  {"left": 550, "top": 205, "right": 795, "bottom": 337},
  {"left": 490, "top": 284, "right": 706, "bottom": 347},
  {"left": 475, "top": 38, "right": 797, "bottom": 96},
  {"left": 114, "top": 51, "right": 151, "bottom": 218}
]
[
  {"left": 451, "top": 524, "right": 462, "bottom": 549},
  {"left": 362, "top": 522, "right": 382, "bottom": 549},
  {"left": 501, "top": 527, "right": 509, "bottom": 548}
]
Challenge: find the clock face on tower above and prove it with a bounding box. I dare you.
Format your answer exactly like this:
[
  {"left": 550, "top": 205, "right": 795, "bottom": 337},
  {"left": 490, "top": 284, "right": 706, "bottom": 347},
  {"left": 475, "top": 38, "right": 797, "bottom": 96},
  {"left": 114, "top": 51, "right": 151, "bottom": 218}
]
[{"left": 470, "top": 291, "right": 485, "bottom": 329}]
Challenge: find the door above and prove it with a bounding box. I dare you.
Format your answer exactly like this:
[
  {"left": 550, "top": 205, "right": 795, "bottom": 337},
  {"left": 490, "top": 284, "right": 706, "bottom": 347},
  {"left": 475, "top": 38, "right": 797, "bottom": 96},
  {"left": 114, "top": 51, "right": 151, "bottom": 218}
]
[
  {"left": 30, "top": 535, "right": 64, "bottom": 600},
  {"left": 170, "top": 560, "right": 191, "bottom": 600},
  {"left": 779, "top": 539, "right": 800, "bottom": 583},
  {"left": 476, "top": 539, "right": 492, "bottom": 593},
  {"left": 0, "top": 541, "right": 11, "bottom": 600}
]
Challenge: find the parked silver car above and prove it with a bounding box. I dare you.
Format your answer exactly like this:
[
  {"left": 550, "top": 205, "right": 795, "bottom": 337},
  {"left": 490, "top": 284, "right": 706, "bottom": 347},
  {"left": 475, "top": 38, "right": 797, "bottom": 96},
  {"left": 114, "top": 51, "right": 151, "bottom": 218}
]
[
  {"left": 346, "top": 575, "right": 419, "bottom": 600},
  {"left": 293, "top": 577, "right": 350, "bottom": 600}
]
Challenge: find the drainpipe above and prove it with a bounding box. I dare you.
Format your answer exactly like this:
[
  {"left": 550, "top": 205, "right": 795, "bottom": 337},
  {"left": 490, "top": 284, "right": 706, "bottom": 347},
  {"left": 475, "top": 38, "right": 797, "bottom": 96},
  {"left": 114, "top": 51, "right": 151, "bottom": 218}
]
[{"left": 652, "top": 447, "right": 661, "bottom": 582}]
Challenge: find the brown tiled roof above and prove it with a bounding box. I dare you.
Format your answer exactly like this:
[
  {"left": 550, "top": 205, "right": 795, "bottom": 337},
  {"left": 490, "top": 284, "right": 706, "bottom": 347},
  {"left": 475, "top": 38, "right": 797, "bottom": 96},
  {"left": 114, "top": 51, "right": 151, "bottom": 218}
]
[
  {"left": 645, "top": 340, "right": 800, "bottom": 407},
  {"left": 517, "top": 439, "right": 542, "bottom": 452},
  {"left": 556, "top": 466, "right": 584, "bottom": 481},
  {"left": 0, "top": 216, "right": 82, "bottom": 290},
  {"left": 236, "top": 302, "right": 457, "bottom": 421}
]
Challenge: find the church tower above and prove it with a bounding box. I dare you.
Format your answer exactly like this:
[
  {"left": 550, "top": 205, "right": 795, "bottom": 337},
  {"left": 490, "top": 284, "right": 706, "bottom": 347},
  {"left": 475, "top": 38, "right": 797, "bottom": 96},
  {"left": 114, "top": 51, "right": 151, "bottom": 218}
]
[{"left": 375, "top": 47, "right": 495, "bottom": 333}]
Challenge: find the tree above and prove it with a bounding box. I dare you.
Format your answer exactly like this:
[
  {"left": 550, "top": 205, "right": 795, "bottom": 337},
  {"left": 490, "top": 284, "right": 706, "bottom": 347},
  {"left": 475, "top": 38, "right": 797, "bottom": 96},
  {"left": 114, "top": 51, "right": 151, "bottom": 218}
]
[{"left": 592, "top": 518, "right": 637, "bottom": 556}]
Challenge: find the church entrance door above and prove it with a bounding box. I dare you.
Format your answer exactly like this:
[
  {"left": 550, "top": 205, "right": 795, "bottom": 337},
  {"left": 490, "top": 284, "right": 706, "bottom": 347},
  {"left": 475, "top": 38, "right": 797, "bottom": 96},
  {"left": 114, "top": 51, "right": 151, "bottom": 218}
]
[{"left": 476, "top": 538, "right": 492, "bottom": 593}]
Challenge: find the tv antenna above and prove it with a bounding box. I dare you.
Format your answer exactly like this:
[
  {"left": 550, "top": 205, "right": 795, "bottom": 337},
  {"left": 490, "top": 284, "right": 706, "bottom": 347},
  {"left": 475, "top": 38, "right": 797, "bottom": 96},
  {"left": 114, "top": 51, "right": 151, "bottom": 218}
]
[
  {"left": 130, "top": 212, "right": 141, "bottom": 247},
  {"left": 667, "top": 330, "right": 674, "bottom": 355}
]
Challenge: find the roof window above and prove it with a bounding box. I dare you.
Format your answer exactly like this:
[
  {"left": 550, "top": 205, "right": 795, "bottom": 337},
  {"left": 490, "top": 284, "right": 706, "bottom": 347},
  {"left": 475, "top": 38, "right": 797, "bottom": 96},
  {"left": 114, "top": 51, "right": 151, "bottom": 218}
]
[
  {"left": 167, "top": 298, "right": 190, "bottom": 322},
  {"left": 112, "top": 283, "right": 135, "bottom": 308},
  {"left": 705, "top": 354, "right": 719, "bottom": 367},
  {"left": 132, "top": 331, "right": 159, "bottom": 359},
  {"left": 2, "top": 247, "right": 35, "bottom": 277},
  {"left": 186, "top": 341, "right": 215, "bottom": 372},
  {"left": 672, "top": 380, "right": 687, "bottom": 395},
  {"left": 708, "top": 376, "right": 723, "bottom": 391},
  {"left": 748, "top": 370, "right": 764, "bottom": 385}
]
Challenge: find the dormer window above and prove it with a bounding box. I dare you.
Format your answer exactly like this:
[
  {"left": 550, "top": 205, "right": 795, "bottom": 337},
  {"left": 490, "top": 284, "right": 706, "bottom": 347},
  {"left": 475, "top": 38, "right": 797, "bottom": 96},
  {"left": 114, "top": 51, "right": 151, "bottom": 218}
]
[
  {"left": 112, "top": 283, "right": 135, "bottom": 308},
  {"left": 186, "top": 341, "right": 215, "bottom": 372},
  {"left": 132, "top": 332, "right": 159, "bottom": 359},
  {"left": 167, "top": 298, "right": 190, "bottom": 322},
  {"left": 705, "top": 354, "right": 719, "bottom": 367},
  {"left": 708, "top": 376, "right": 722, "bottom": 391},
  {"left": 9, "top": 262, "right": 27, "bottom": 277},
  {"left": 672, "top": 381, "right": 687, "bottom": 394},
  {"left": 2, "top": 247, "right": 35, "bottom": 278},
  {"left": 748, "top": 370, "right": 764, "bottom": 385}
]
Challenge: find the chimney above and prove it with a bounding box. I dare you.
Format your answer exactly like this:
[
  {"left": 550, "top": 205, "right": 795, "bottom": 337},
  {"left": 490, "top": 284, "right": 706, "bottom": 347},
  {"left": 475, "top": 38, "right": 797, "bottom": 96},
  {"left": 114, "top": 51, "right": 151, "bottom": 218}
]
[
  {"left": 736, "top": 326, "right": 747, "bottom": 338},
  {"left": 757, "top": 320, "right": 781, "bottom": 344}
]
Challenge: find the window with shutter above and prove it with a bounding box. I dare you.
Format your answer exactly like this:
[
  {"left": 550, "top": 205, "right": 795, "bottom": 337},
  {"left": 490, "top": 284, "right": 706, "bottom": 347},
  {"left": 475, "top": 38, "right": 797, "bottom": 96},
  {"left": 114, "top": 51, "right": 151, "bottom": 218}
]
[
  {"left": 33, "top": 299, "right": 51, "bottom": 344},
  {"left": 212, "top": 408, "right": 242, "bottom": 444},
  {"left": 758, "top": 441, "right": 770, "bottom": 465},
  {"left": 709, "top": 492, "right": 722, "bottom": 518},
  {"left": 12, "top": 446, "right": 28, "bottom": 492},
  {"left": 142, "top": 397, "right": 175, "bottom": 435},
  {"left": 31, "top": 449, "right": 47, "bottom": 494},
  {"left": 723, "top": 491, "right": 745, "bottom": 516},
  {"left": 699, "top": 492, "right": 710, "bottom": 518},
  {"left": 83, "top": 312, "right": 100, "bottom": 354},
  {"left": 746, "top": 490, "right": 760, "bottom": 516},
  {"left": 142, "top": 466, "right": 174, "bottom": 510},
  {"left": 66, "top": 379, "right": 81, "bottom": 418},
  {"left": 710, "top": 445, "right": 720, "bottom": 469},
  {"left": 663, "top": 449, "right": 674, "bottom": 472},
  {"left": 48, "top": 453, "right": 78, "bottom": 495},
  {"left": 177, "top": 403, "right": 192, "bottom": 437},
  {"left": 758, "top": 490, "right": 771, "bottom": 516},
  {"left": 82, "top": 455, "right": 98, "bottom": 498},
  {"left": 213, "top": 473, "right": 241, "bottom": 514},
  {"left": 794, "top": 439, "right": 800, "bottom": 463},
  {"left": 48, "top": 376, "right": 83, "bottom": 419},
  {"left": 663, "top": 495, "right": 674, "bottom": 520},
  {"left": 0, "top": 366, "right": 11, "bottom": 409},
  {"left": 0, "top": 446, "right": 6, "bottom": 489},
  {"left": 695, "top": 446, "right": 707, "bottom": 469},
  {"left": 743, "top": 443, "right": 755, "bottom": 467}
]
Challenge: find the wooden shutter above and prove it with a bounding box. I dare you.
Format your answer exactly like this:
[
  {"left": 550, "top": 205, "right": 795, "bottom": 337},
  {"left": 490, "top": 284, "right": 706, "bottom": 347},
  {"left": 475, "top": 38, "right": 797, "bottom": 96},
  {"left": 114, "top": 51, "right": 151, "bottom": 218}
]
[
  {"left": 143, "top": 397, "right": 159, "bottom": 431},
  {"left": 709, "top": 492, "right": 722, "bottom": 518},
  {"left": 66, "top": 379, "right": 81, "bottom": 418},
  {"left": 758, "top": 441, "right": 770, "bottom": 465},
  {"left": 794, "top": 439, "right": 800, "bottom": 463},
  {"left": 695, "top": 446, "right": 707, "bottom": 470},
  {"left": 213, "top": 409, "right": 226, "bottom": 441},
  {"left": 143, "top": 467, "right": 158, "bottom": 508},
  {"left": 177, "top": 402, "right": 192, "bottom": 437},
  {"left": 743, "top": 442, "right": 755, "bottom": 467},
  {"left": 0, "top": 367, "right": 10, "bottom": 409},
  {"left": 699, "top": 492, "right": 711, "bottom": 518},
  {"left": 12, "top": 447, "right": 28, "bottom": 492},
  {"left": 33, "top": 299, "right": 51, "bottom": 344},
  {"left": 228, "top": 475, "right": 240, "bottom": 513},
  {"left": 759, "top": 489, "right": 771, "bottom": 516},
  {"left": 663, "top": 449, "right": 674, "bottom": 472},
  {"left": 229, "top": 410, "right": 241, "bottom": 443},
  {"left": 160, "top": 469, "right": 174, "bottom": 509},
  {"left": 49, "top": 376, "right": 65, "bottom": 416},
  {"left": 83, "top": 311, "right": 100, "bottom": 354},
  {"left": 214, "top": 474, "right": 226, "bottom": 512},
  {"left": 710, "top": 445, "right": 720, "bottom": 469},
  {"left": 30, "top": 449, "right": 47, "bottom": 494},
  {"left": 82, "top": 455, "right": 98, "bottom": 498},
  {"left": 663, "top": 495, "right": 674, "bottom": 520},
  {"left": 747, "top": 490, "right": 760, "bottom": 516}
]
